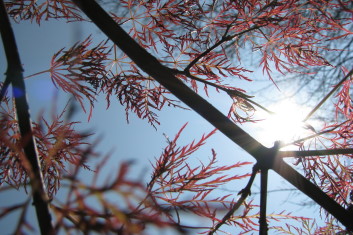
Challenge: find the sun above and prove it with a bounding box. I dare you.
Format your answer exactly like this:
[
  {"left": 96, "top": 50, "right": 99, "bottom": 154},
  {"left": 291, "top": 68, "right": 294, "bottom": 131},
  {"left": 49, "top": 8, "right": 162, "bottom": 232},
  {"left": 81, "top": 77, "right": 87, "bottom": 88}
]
[{"left": 255, "top": 100, "right": 315, "bottom": 147}]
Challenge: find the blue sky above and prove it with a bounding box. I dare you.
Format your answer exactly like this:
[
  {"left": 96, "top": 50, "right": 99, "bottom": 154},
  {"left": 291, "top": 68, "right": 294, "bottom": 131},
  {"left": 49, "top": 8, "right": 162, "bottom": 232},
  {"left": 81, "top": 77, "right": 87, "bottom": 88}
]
[{"left": 0, "top": 13, "right": 328, "bottom": 234}]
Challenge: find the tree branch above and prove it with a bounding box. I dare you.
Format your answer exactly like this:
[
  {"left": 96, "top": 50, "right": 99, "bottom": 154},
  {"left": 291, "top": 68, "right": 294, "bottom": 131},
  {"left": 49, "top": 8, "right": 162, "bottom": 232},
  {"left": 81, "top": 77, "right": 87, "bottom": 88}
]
[
  {"left": 0, "top": 1, "right": 53, "bottom": 234},
  {"left": 282, "top": 120, "right": 348, "bottom": 147},
  {"left": 279, "top": 148, "right": 353, "bottom": 158},
  {"left": 209, "top": 164, "right": 259, "bottom": 235},
  {"left": 171, "top": 68, "right": 274, "bottom": 114},
  {"left": 303, "top": 68, "right": 353, "bottom": 122},
  {"left": 259, "top": 168, "right": 268, "bottom": 235},
  {"left": 184, "top": 24, "right": 260, "bottom": 73},
  {"left": 71, "top": 0, "right": 353, "bottom": 231}
]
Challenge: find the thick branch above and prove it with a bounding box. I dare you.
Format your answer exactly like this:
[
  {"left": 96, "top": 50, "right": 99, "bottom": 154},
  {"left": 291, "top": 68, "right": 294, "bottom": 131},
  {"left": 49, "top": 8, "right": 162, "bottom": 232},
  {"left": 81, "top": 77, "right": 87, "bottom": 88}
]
[
  {"left": 0, "top": 1, "right": 53, "bottom": 234},
  {"left": 72, "top": 0, "right": 266, "bottom": 157},
  {"left": 71, "top": 0, "right": 353, "bottom": 230}
]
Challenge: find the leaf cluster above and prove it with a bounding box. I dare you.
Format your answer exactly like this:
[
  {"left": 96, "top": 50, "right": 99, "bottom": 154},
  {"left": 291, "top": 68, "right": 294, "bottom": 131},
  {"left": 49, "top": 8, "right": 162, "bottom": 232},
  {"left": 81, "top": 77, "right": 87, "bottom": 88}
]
[{"left": 2, "top": 0, "right": 353, "bottom": 234}]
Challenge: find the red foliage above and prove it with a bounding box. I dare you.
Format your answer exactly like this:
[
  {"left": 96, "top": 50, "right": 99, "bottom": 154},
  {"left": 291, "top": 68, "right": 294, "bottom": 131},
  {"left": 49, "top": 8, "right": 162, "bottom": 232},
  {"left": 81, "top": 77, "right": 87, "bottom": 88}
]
[
  {"left": 104, "top": 59, "right": 184, "bottom": 126},
  {"left": 5, "top": 0, "right": 83, "bottom": 23},
  {"left": 0, "top": 96, "right": 91, "bottom": 198},
  {"left": 49, "top": 36, "right": 111, "bottom": 116},
  {"left": 2, "top": 0, "right": 353, "bottom": 234},
  {"left": 147, "top": 124, "right": 251, "bottom": 225}
]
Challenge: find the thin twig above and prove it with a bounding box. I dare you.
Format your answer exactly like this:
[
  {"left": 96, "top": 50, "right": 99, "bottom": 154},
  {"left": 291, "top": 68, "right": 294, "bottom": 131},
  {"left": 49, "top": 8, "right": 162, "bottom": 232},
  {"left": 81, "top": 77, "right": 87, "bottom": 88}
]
[
  {"left": 184, "top": 25, "right": 260, "bottom": 73},
  {"left": 282, "top": 120, "right": 348, "bottom": 147},
  {"left": 303, "top": 68, "right": 353, "bottom": 122},
  {"left": 209, "top": 164, "right": 259, "bottom": 235},
  {"left": 171, "top": 68, "right": 274, "bottom": 114},
  {"left": 0, "top": 76, "right": 10, "bottom": 102},
  {"left": 13, "top": 197, "right": 32, "bottom": 234}
]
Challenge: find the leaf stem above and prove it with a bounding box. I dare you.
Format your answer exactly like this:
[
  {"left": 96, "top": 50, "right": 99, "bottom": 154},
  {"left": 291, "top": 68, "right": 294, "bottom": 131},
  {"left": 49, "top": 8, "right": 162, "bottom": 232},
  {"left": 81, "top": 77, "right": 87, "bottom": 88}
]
[{"left": 24, "top": 69, "right": 50, "bottom": 80}]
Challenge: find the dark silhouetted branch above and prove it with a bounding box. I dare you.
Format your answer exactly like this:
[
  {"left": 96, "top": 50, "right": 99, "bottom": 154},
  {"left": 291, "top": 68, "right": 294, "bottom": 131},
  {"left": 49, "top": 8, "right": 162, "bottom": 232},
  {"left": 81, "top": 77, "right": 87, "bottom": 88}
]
[
  {"left": 71, "top": 0, "right": 353, "bottom": 231},
  {"left": 279, "top": 148, "right": 353, "bottom": 158},
  {"left": 259, "top": 168, "right": 268, "bottom": 235},
  {"left": 209, "top": 164, "right": 259, "bottom": 234},
  {"left": 0, "top": 1, "right": 53, "bottom": 234}
]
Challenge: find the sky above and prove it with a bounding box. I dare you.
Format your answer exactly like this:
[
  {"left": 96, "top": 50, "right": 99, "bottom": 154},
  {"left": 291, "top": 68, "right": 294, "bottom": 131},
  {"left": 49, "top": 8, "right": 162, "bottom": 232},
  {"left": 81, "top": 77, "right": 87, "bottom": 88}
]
[{"left": 0, "top": 9, "right": 329, "bottom": 235}]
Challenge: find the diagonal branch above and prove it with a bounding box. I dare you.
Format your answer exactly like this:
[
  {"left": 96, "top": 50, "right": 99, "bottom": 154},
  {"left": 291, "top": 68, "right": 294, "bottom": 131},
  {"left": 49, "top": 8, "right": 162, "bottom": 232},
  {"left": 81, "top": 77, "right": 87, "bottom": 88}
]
[
  {"left": 72, "top": 0, "right": 267, "bottom": 157},
  {"left": 0, "top": 1, "right": 53, "bottom": 234},
  {"left": 282, "top": 120, "right": 348, "bottom": 147},
  {"left": 209, "top": 164, "right": 259, "bottom": 234},
  {"left": 171, "top": 68, "right": 274, "bottom": 114},
  {"left": 184, "top": 24, "right": 260, "bottom": 73},
  {"left": 303, "top": 68, "right": 353, "bottom": 122},
  {"left": 71, "top": 0, "right": 353, "bottom": 231}
]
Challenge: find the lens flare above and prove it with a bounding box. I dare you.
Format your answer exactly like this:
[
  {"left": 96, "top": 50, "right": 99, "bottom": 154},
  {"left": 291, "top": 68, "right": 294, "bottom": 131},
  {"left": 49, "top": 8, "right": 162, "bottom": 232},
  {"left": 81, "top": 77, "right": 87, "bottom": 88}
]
[{"left": 256, "top": 101, "right": 315, "bottom": 147}]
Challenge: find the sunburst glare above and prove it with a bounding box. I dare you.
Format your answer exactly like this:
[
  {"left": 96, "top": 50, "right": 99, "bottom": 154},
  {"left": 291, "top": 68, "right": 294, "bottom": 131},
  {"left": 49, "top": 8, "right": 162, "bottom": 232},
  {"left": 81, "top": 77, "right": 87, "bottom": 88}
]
[{"left": 255, "top": 100, "right": 316, "bottom": 148}]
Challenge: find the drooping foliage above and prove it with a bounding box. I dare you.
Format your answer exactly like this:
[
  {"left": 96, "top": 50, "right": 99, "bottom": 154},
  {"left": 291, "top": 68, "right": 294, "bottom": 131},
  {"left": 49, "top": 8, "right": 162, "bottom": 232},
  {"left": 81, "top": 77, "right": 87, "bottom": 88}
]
[{"left": 1, "top": 0, "right": 353, "bottom": 234}]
